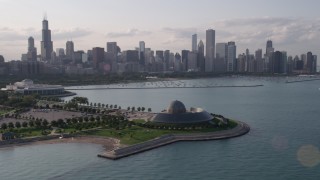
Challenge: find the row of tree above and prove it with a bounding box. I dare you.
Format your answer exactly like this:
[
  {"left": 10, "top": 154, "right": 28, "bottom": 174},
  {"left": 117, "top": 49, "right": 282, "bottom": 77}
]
[{"left": 1, "top": 119, "right": 49, "bottom": 130}]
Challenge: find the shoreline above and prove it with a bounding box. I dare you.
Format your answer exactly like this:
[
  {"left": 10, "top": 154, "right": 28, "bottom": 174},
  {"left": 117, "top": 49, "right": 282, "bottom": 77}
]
[
  {"left": 0, "top": 121, "right": 249, "bottom": 160},
  {"left": 0, "top": 136, "right": 121, "bottom": 151},
  {"left": 65, "top": 85, "right": 263, "bottom": 91},
  {"left": 98, "top": 120, "right": 250, "bottom": 160}
]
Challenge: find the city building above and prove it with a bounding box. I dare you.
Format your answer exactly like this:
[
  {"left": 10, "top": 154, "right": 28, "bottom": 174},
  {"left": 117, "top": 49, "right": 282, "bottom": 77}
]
[
  {"left": 40, "top": 17, "right": 53, "bottom": 61},
  {"left": 27, "top": 37, "right": 37, "bottom": 61},
  {"left": 205, "top": 29, "right": 215, "bottom": 72},
  {"left": 187, "top": 51, "right": 198, "bottom": 71},
  {"left": 139, "top": 41, "right": 145, "bottom": 66},
  {"left": 215, "top": 43, "right": 227, "bottom": 73},
  {"left": 255, "top": 49, "right": 263, "bottom": 72},
  {"left": 181, "top": 50, "right": 189, "bottom": 71},
  {"left": 197, "top": 40, "right": 205, "bottom": 72},
  {"left": 152, "top": 100, "right": 213, "bottom": 124},
  {"left": 92, "top": 47, "right": 105, "bottom": 69},
  {"left": 192, "top": 34, "right": 197, "bottom": 52},
  {"left": 164, "top": 50, "right": 170, "bottom": 71},
  {"left": 227, "top": 42, "right": 236, "bottom": 72},
  {"left": 66, "top": 41, "right": 75, "bottom": 60},
  {"left": 107, "top": 42, "right": 118, "bottom": 55}
]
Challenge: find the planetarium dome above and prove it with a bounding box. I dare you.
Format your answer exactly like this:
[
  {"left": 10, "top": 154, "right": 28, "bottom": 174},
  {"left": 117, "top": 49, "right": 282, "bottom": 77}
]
[
  {"left": 152, "top": 100, "right": 213, "bottom": 124},
  {"left": 167, "top": 100, "right": 186, "bottom": 114}
]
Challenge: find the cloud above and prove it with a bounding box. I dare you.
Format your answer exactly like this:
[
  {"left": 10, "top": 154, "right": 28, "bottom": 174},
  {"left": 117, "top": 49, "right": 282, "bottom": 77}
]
[
  {"left": 106, "top": 28, "right": 151, "bottom": 38},
  {"left": 0, "top": 27, "right": 29, "bottom": 41},
  {"left": 162, "top": 27, "right": 197, "bottom": 39},
  {"left": 53, "top": 28, "right": 92, "bottom": 40},
  {"left": 210, "top": 17, "right": 320, "bottom": 48}
]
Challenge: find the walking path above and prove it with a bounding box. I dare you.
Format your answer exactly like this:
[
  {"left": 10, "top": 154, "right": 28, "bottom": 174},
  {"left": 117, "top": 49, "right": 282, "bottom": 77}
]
[{"left": 98, "top": 120, "right": 250, "bottom": 160}]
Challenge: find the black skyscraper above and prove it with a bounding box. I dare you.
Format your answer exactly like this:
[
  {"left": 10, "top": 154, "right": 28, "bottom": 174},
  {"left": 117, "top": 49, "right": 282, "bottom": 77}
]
[{"left": 41, "top": 17, "right": 53, "bottom": 61}]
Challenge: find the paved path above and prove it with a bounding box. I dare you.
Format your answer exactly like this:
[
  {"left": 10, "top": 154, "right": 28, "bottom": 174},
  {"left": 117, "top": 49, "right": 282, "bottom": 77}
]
[{"left": 98, "top": 120, "right": 250, "bottom": 160}]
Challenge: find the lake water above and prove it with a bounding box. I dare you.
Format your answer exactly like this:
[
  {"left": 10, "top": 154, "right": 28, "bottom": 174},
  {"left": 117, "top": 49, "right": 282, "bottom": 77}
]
[{"left": 1, "top": 76, "right": 320, "bottom": 180}]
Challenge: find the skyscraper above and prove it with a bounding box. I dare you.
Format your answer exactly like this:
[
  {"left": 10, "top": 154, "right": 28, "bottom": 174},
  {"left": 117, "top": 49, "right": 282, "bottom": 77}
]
[
  {"left": 41, "top": 17, "right": 53, "bottom": 61},
  {"left": 198, "top": 40, "right": 205, "bottom": 72},
  {"left": 215, "top": 43, "right": 228, "bottom": 72},
  {"left": 92, "top": 47, "right": 105, "bottom": 69},
  {"left": 66, "top": 41, "right": 74, "bottom": 60},
  {"left": 139, "top": 41, "right": 145, "bottom": 65},
  {"left": 227, "top": 41, "right": 236, "bottom": 72},
  {"left": 205, "top": 29, "right": 215, "bottom": 72},
  {"left": 27, "top": 36, "right": 37, "bottom": 61},
  {"left": 192, "top": 34, "right": 197, "bottom": 52},
  {"left": 266, "top": 40, "right": 274, "bottom": 56}
]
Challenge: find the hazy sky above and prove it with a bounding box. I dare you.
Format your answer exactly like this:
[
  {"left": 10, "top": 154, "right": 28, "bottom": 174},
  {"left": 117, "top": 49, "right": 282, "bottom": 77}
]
[{"left": 1, "top": 0, "right": 320, "bottom": 60}]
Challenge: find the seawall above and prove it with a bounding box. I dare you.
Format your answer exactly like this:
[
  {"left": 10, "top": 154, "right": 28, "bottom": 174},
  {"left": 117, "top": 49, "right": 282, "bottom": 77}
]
[{"left": 98, "top": 121, "right": 250, "bottom": 160}]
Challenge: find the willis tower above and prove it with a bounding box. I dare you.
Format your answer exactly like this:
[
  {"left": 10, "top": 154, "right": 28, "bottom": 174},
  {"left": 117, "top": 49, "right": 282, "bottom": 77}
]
[{"left": 41, "top": 16, "right": 53, "bottom": 61}]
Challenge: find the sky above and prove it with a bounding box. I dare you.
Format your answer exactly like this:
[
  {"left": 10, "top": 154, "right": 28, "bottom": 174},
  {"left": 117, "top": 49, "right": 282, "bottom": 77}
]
[{"left": 1, "top": 0, "right": 320, "bottom": 61}]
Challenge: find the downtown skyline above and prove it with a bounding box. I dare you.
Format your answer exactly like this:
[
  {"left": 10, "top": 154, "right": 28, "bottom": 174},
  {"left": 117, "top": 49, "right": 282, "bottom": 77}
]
[{"left": 1, "top": 0, "right": 320, "bottom": 60}]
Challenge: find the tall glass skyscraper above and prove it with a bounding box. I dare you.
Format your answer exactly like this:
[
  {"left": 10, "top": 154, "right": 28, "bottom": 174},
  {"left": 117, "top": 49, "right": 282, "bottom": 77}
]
[
  {"left": 205, "top": 29, "right": 215, "bottom": 72},
  {"left": 192, "top": 34, "right": 197, "bottom": 52},
  {"left": 41, "top": 17, "right": 53, "bottom": 61}
]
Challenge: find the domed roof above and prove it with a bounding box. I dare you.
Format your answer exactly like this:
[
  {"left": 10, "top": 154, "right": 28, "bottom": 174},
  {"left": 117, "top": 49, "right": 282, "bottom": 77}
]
[{"left": 167, "top": 100, "right": 186, "bottom": 114}]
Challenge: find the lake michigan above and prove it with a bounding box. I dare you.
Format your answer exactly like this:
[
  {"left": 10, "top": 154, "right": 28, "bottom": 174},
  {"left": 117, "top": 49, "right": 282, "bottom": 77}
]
[{"left": 0, "top": 76, "right": 319, "bottom": 180}]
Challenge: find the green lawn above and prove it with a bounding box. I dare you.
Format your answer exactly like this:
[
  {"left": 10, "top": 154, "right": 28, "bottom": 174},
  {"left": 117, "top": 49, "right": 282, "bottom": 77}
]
[
  {"left": 0, "top": 110, "right": 11, "bottom": 116},
  {"left": 78, "top": 121, "right": 238, "bottom": 145},
  {"left": 11, "top": 128, "right": 44, "bottom": 137}
]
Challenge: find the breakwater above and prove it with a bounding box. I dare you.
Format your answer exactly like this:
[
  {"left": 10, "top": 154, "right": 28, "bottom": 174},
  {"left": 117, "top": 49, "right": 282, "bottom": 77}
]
[
  {"left": 98, "top": 121, "right": 250, "bottom": 160},
  {"left": 66, "top": 85, "right": 263, "bottom": 91},
  {"left": 285, "top": 78, "right": 320, "bottom": 84}
]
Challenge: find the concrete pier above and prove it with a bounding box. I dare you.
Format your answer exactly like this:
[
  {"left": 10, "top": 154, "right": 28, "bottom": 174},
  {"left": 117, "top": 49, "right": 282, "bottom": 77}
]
[{"left": 98, "top": 121, "right": 250, "bottom": 160}]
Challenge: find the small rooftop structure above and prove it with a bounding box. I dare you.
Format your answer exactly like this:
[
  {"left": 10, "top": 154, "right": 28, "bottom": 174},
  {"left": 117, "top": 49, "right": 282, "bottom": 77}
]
[{"left": 152, "top": 100, "right": 213, "bottom": 124}]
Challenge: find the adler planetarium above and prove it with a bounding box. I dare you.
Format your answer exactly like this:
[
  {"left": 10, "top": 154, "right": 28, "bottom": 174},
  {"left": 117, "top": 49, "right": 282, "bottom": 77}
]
[{"left": 152, "top": 100, "right": 213, "bottom": 124}]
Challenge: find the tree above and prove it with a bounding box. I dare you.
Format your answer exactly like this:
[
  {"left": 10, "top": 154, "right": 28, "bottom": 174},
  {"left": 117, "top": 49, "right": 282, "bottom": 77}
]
[
  {"left": 98, "top": 103, "right": 101, "bottom": 108},
  {"left": 8, "top": 122, "right": 14, "bottom": 129},
  {"left": 66, "top": 118, "right": 72, "bottom": 125},
  {"left": 84, "top": 116, "right": 89, "bottom": 122},
  {"left": 35, "top": 119, "right": 41, "bottom": 127},
  {"left": 127, "top": 107, "right": 130, "bottom": 111},
  {"left": 57, "top": 119, "right": 65, "bottom": 128},
  {"left": 78, "top": 117, "right": 83, "bottom": 123},
  {"left": 131, "top": 106, "right": 135, "bottom": 111},
  {"left": 71, "top": 97, "right": 89, "bottom": 105},
  {"left": 0, "top": 91, "right": 8, "bottom": 104},
  {"left": 72, "top": 118, "right": 78, "bottom": 124},
  {"left": 141, "top": 107, "right": 145, "bottom": 112},
  {"left": 148, "top": 108, "right": 152, "bottom": 112},
  {"left": 102, "top": 104, "right": 105, "bottom": 108},
  {"left": 51, "top": 120, "right": 57, "bottom": 127},
  {"left": 22, "top": 121, "right": 28, "bottom": 128},
  {"left": 94, "top": 103, "right": 97, "bottom": 107},
  {"left": 29, "top": 120, "right": 34, "bottom": 127},
  {"left": 1, "top": 123, "right": 7, "bottom": 130},
  {"left": 42, "top": 119, "right": 49, "bottom": 127},
  {"left": 137, "top": 107, "right": 141, "bottom": 111},
  {"left": 15, "top": 122, "right": 21, "bottom": 128}
]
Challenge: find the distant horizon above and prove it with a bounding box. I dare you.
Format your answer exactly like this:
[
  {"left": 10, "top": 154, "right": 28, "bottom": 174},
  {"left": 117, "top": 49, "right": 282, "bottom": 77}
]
[{"left": 1, "top": 0, "right": 320, "bottom": 60}]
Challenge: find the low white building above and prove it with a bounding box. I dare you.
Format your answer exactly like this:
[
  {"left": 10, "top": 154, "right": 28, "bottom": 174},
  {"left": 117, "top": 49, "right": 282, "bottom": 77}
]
[{"left": 5, "top": 79, "right": 65, "bottom": 96}]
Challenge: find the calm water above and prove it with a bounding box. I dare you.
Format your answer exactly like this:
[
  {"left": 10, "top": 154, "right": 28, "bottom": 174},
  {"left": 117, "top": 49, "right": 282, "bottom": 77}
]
[{"left": 1, "top": 76, "right": 320, "bottom": 180}]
